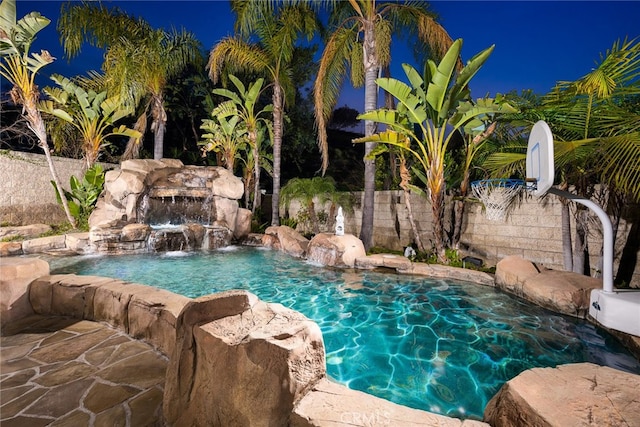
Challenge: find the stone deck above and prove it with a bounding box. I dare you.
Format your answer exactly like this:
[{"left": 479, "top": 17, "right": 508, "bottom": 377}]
[{"left": 1, "top": 315, "right": 167, "bottom": 426}]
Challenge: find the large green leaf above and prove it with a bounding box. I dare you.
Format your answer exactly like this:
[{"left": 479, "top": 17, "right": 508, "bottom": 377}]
[
  {"left": 357, "top": 109, "right": 401, "bottom": 128},
  {"left": 213, "top": 87, "right": 242, "bottom": 106},
  {"left": 426, "top": 38, "right": 461, "bottom": 113},
  {"left": 376, "top": 76, "right": 426, "bottom": 124},
  {"left": 111, "top": 124, "right": 142, "bottom": 139},
  {"left": 0, "top": 0, "right": 17, "bottom": 33},
  {"left": 39, "top": 100, "right": 74, "bottom": 122},
  {"left": 448, "top": 44, "right": 495, "bottom": 106},
  {"left": 211, "top": 100, "right": 239, "bottom": 118},
  {"left": 449, "top": 98, "right": 517, "bottom": 129},
  {"left": 402, "top": 63, "right": 425, "bottom": 101},
  {"left": 14, "top": 12, "right": 50, "bottom": 45},
  {"left": 246, "top": 77, "right": 264, "bottom": 105}
]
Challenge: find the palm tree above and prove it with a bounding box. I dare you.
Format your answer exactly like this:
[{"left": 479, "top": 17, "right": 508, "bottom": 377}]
[
  {"left": 0, "top": 0, "right": 76, "bottom": 227},
  {"left": 280, "top": 176, "right": 340, "bottom": 234},
  {"left": 58, "top": 2, "right": 201, "bottom": 160},
  {"left": 314, "top": 0, "right": 454, "bottom": 250},
  {"left": 485, "top": 38, "right": 640, "bottom": 276},
  {"left": 213, "top": 75, "right": 273, "bottom": 213},
  {"left": 357, "top": 40, "right": 517, "bottom": 262},
  {"left": 40, "top": 74, "right": 141, "bottom": 168},
  {"left": 208, "top": 1, "right": 318, "bottom": 226}
]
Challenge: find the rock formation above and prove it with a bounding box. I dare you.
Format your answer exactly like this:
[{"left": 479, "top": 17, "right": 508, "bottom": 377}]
[
  {"left": 484, "top": 363, "right": 640, "bottom": 426},
  {"left": 88, "top": 159, "right": 251, "bottom": 253}
]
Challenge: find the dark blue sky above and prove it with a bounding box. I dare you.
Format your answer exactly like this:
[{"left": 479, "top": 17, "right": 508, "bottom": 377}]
[{"left": 18, "top": 1, "right": 640, "bottom": 109}]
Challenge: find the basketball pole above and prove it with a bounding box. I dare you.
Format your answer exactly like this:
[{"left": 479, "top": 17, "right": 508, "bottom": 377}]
[{"left": 547, "top": 187, "right": 614, "bottom": 293}]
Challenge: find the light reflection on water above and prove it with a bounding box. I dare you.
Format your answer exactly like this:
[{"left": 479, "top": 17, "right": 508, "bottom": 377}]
[{"left": 47, "top": 247, "right": 640, "bottom": 420}]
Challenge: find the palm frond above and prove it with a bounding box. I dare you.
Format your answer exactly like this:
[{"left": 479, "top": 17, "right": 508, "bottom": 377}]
[
  {"left": 314, "top": 25, "right": 359, "bottom": 172},
  {"left": 207, "top": 37, "right": 271, "bottom": 83}
]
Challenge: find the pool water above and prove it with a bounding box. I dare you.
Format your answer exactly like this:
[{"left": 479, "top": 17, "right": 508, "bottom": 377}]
[{"left": 48, "top": 247, "right": 640, "bottom": 420}]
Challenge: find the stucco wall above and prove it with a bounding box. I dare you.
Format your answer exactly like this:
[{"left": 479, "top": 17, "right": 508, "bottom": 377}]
[{"left": 0, "top": 150, "right": 115, "bottom": 225}]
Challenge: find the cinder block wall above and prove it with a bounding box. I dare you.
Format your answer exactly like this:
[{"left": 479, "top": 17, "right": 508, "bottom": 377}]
[
  {"left": 0, "top": 151, "right": 115, "bottom": 225},
  {"left": 335, "top": 190, "right": 638, "bottom": 287}
]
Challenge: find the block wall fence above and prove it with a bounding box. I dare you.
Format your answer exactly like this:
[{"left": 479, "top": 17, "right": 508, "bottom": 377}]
[
  {"left": 2, "top": 150, "right": 638, "bottom": 287},
  {"left": 0, "top": 151, "right": 116, "bottom": 225}
]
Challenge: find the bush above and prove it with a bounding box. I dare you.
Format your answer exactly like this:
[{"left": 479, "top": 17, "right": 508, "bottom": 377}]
[{"left": 51, "top": 164, "right": 105, "bottom": 230}]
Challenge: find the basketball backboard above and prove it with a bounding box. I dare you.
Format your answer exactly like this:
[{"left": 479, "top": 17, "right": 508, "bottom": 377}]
[{"left": 526, "top": 120, "right": 555, "bottom": 197}]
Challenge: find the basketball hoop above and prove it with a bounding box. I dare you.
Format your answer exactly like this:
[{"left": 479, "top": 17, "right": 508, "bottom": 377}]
[{"left": 471, "top": 179, "right": 525, "bottom": 221}]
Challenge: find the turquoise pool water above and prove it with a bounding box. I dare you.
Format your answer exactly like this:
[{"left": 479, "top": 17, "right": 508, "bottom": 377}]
[{"left": 48, "top": 247, "right": 640, "bottom": 420}]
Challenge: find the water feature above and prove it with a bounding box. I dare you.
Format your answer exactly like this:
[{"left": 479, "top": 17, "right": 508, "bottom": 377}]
[
  {"left": 48, "top": 247, "right": 640, "bottom": 420},
  {"left": 88, "top": 160, "right": 250, "bottom": 253}
]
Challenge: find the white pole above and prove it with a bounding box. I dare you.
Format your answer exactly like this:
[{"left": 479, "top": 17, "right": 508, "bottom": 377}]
[{"left": 548, "top": 188, "right": 614, "bottom": 293}]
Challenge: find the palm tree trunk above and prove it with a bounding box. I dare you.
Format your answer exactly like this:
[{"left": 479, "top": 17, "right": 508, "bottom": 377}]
[
  {"left": 359, "top": 20, "right": 379, "bottom": 251},
  {"left": 152, "top": 96, "right": 166, "bottom": 160},
  {"left": 24, "top": 98, "right": 77, "bottom": 228},
  {"left": 122, "top": 111, "right": 147, "bottom": 161},
  {"left": 244, "top": 169, "right": 252, "bottom": 209},
  {"left": 271, "top": 83, "right": 284, "bottom": 225}
]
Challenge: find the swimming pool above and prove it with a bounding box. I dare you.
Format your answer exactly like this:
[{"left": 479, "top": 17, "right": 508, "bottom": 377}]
[{"left": 48, "top": 247, "right": 640, "bottom": 420}]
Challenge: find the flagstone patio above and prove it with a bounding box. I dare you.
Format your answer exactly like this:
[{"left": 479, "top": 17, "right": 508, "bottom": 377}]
[{"left": 0, "top": 315, "right": 167, "bottom": 426}]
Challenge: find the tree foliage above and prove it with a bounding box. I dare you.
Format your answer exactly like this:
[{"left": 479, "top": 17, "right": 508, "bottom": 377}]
[
  {"left": 58, "top": 2, "right": 201, "bottom": 160},
  {"left": 40, "top": 74, "right": 141, "bottom": 168},
  {"left": 356, "top": 39, "right": 516, "bottom": 261}
]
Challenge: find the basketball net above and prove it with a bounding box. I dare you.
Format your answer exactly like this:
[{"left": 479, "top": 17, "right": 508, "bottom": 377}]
[{"left": 471, "top": 179, "right": 524, "bottom": 221}]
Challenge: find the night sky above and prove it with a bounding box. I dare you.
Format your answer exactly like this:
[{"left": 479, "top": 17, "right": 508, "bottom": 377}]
[{"left": 16, "top": 1, "right": 640, "bottom": 109}]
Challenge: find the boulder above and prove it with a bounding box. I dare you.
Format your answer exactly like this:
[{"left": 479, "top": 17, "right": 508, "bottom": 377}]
[
  {"left": 163, "top": 290, "right": 326, "bottom": 426},
  {"left": 120, "top": 224, "right": 151, "bottom": 242},
  {"left": 65, "top": 232, "right": 94, "bottom": 254},
  {"left": 484, "top": 363, "right": 640, "bottom": 427},
  {"left": 495, "top": 255, "right": 540, "bottom": 296},
  {"left": 495, "top": 256, "right": 603, "bottom": 318},
  {"left": 209, "top": 167, "right": 244, "bottom": 199},
  {"left": 21, "top": 235, "right": 66, "bottom": 254},
  {"left": 202, "top": 225, "right": 233, "bottom": 249},
  {"left": 0, "top": 241, "right": 23, "bottom": 256},
  {"left": 522, "top": 269, "right": 601, "bottom": 318},
  {"left": 293, "top": 378, "right": 489, "bottom": 427},
  {"left": 0, "top": 258, "right": 49, "bottom": 325},
  {"left": 266, "top": 225, "right": 309, "bottom": 258},
  {"left": 306, "top": 233, "right": 366, "bottom": 268},
  {"left": 234, "top": 208, "right": 252, "bottom": 240},
  {"left": 127, "top": 287, "right": 190, "bottom": 355},
  {"left": 0, "top": 223, "right": 50, "bottom": 239},
  {"left": 212, "top": 196, "right": 239, "bottom": 230}
]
